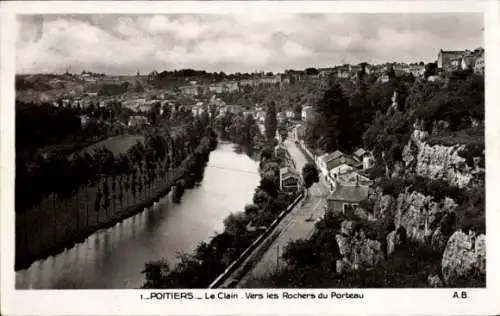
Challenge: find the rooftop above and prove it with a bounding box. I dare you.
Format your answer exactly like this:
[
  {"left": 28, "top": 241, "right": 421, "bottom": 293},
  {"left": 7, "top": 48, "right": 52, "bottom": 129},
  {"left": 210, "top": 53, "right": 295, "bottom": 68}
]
[
  {"left": 327, "top": 184, "right": 369, "bottom": 203},
  {"left": 353, "top": 148, "right": 367, "bottom": 158},
  {"left": 319, "top": 150, "right": 345, "bottom": 164},
  {"left": 326, "top": 155, "right": 360, "bottom": 171},
  {"left": 280, "top": 166, "right": 300, "bottom": 177}
]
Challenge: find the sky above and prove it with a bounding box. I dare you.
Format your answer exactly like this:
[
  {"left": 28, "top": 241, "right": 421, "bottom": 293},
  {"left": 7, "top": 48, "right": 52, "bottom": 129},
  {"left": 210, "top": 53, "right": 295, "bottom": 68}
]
[{"left": 16, "top": 13, "right": 484, "bottom": 75}]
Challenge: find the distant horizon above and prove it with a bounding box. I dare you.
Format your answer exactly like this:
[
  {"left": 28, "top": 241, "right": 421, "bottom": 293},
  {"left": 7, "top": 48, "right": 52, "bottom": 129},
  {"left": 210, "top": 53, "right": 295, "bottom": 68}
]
[
  {"left": 16, "top": 59, "right": 441, "bottom": 77},
  {"left": 17, "top": 14, "right": 483, "bottom": 75}
]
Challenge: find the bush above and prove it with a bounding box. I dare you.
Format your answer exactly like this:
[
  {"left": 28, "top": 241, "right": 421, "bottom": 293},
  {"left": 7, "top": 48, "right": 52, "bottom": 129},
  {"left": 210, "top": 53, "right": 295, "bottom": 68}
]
[
  {"left": 458, "top": 143, "right": 484, "bottom": 167},
  {"left": 282, "top": 239, "right": 321, "bottom": 268},
  {"left": 379, "top": 177, "right": 409, "bottom": 197}
]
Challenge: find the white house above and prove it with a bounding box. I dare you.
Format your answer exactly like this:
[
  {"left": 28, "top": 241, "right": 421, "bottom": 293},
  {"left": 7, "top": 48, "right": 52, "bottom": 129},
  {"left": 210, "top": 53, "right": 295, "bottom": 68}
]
[
  {"left": 128, "top": 115, "right": 149, "bottom": 127},
  {"left": 291, "top": 124, "right": 305, "bottom": 142},
  {"left": 277, "top": 111, "right": 286, "bottom": 123},
  {"left": 317, "top": 151, "right": 345, "bottom": 179},
  {"left": 353, "top": 148, "right": 375, "bottom": 170},
  {"left": 279, "top": 167, "right": 302, "bottom": 194},
  {"left": 335, "top": 170, "right": 373, "bottom": 188},
  {"left": 325, "top": 155, "right": 363, "bottom": 191},
  {"left": 285, "top": 109, "right": 296, "bottom": 119},
  {"left": 301, "top": 106, "right": 314, "bottom": 121}
]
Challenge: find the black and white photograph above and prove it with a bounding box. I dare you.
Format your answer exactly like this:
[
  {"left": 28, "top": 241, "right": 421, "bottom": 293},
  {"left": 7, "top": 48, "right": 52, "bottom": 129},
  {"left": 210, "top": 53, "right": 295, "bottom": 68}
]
[{"left": 1, "top": 1, "right": 499, "bottom": 315}]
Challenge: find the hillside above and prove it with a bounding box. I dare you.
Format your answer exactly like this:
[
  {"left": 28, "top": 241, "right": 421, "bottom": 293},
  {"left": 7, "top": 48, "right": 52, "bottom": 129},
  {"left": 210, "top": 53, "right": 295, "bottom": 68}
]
[{"left": 249, "top": 68, "right": 485, "bottom": 288}]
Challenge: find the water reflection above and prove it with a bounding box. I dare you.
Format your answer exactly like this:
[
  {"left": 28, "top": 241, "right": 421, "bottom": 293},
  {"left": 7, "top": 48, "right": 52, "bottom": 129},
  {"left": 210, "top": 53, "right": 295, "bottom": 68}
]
[{"left": 16, "top": 143, "right": 260, "bottom": 289}]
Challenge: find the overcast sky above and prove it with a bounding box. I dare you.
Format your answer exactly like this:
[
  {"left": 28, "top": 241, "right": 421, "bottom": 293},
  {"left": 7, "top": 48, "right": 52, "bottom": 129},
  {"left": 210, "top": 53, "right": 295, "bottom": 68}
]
[{"left": 16, "top": 14, "right": 483, "bottom": 75}]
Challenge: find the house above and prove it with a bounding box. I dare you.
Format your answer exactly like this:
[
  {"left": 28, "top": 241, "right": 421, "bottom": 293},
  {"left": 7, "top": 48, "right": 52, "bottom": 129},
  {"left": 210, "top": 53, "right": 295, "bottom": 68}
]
[
  {"left": 327, "top": 155, "right": 362, "bottom": 190},
  {"left": 284, "top": 70, "right": 305, "bottom": 83},
  {"left": 255, "top": 110, "right": 266, "bottom": 123},
  {"left": 208, "top": 84, "right": 224, "bottom": 94},
  {"left": 291, "top": 124, "right": 305, "bottom": 142},
  {"left": 353, "top": 148, "right": 375, "bottom": 170},
  {"left": 279, "top": 167, "right": 302, "bottom": 194},
  {"left": 474, "top": 50, "right": 485, "bottom": 74},
  {"left": 318, "top": 68, "right": 334, "bottom": 77},
  {"left": 191, "top": 105, "right": 205, "bottom": 117},
  {"left": 427, "top": 75, "right": 440, "bottom": 82},
  {"left": 242, "top": 111, "right": 254, "bottom": 118},
  {"left": 228, "top": 104, "right": 245, "bottom": 115},
  {"left": 301, "top": 105, "right": 314, "bottom": 121},
  {"left": 409, "top": 64, "right": 425, "bottom": 77},
  {"left": 147, "top": 71, "right": 159, "bottom": 81},
  {"left": 277, "top": 111, "right": 286, "bottom": 124},
  {"left": 393, "top": 63, "right": 410, "bottom": 73},
  {"left": 349, "top": 64, "right": 362, "bottom": 74},
  {"left": 317, "top": 150, "right": 345, "bottom": 178},
  {"left": 379, "top": 74, "right": 390, "bottom": 83},
  {"left": 336, "top": 170, "right": 373, "bottom": 188},
  {"left": 128, "top": 115, "right": 149, "bottom": 127},
  {"left": 437, "top": 49, "right": 466, "bottom": 71},
  {"left": 180, "top": 85, "right": 201, "bottom": 96},
  {"left": 326, "top": 183, "right": 369, "bottom": 214},
  {"left": 285, "top": 109, "right": 296, "bottom": 119},
  {"left": 258, "top": 75, "right": 282, "bottom": 86},
  {"left": 336, "top": 65, "right": 350, "bottom": 79},
  {"left": 460, "top": 55, "right": 476, "bottom": 70},
  {"left": 239, "top": 78, "right": 256, "bottom": 87},
  {"left": 223, "top": 81, "right": 240, "bottom": 92}
]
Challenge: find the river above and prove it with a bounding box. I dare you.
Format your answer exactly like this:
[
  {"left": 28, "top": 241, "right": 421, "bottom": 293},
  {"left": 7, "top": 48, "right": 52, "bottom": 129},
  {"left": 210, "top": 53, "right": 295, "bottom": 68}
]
[{"left": 15, "top": 142, "right": 260, "bottom": 289}]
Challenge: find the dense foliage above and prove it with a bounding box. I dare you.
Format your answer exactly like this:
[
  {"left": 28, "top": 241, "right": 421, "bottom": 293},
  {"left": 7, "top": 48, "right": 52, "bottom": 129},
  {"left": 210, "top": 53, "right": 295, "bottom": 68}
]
[
  {"left": 213, "top": 110, "right": 265, "bottom": 156},
  {"left": 302, "top": 163, "right": 319, "bottom": 190},
  {"left": 16, "top": 100, "right": 137, "bottom": 154},
  {"left": 264, "top": 101, "right": 278, "bottom": 141},
  {"left": 15, "top": 106, "right": 214, "bottom": 215},
  {"left": 249, "top": 69, "right": 485, "bottom": 289}
]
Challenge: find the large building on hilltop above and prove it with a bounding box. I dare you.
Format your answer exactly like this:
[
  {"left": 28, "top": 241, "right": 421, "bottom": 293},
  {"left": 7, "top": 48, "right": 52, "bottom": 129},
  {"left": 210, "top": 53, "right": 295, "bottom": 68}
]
[
  {"left": 437, "top": 48, "right": 484, "bottom": 73},
  {"left": 438, "top": 50, "right": 466, "bottom": 71}
]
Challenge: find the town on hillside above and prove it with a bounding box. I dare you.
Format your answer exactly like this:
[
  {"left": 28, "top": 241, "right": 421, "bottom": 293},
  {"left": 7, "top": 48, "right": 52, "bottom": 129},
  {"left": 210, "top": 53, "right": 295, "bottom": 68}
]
[{"left": 13, "top": 13, "right": 486, "bottom": 297}]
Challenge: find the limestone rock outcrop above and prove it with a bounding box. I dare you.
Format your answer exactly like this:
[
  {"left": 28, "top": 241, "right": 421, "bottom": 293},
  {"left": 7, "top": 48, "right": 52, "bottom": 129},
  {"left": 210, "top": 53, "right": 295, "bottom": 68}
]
[
  {"left": 394, "top": 191, "right": 457, "bottom": 246},
  {"left": 402, "top": 129, "right": 484, "bottom": 188},
  {"left": 427, "top": 274, "right": 444, "bottom": 287},
  {"left": 335, "top": 221, "right": 384, "bottom": 274},
  {"left": 441, "top": 231, "right": 486, "bottom": 285}
]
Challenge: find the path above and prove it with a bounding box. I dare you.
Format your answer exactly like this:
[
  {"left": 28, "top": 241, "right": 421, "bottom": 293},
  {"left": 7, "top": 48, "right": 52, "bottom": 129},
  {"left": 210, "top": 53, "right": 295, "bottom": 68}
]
[{"left": 235, "top": 139, "right": 330, "bottom": 287}]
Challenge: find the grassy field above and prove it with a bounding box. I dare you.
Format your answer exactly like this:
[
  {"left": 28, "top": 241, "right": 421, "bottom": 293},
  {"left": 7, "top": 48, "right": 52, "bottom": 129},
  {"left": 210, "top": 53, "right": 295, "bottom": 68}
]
[{"left": 80, "top": 134, "right": 145, "bottom": 156}]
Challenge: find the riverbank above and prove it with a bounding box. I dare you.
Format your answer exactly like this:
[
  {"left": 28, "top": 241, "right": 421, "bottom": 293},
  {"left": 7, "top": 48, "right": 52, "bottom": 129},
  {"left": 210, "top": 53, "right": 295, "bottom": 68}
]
[
  {"left": 141, "top": 140, "right": 300, "bottom": 288},
  {"left": 15, "top": 134, "right": 218, "bottom": 271}
]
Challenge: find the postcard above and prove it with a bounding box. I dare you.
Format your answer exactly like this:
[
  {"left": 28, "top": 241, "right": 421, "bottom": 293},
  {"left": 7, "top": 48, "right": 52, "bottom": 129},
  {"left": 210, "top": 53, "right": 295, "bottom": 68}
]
[{"left": 1, "top": 1, "right": 499, "bottom": 315}]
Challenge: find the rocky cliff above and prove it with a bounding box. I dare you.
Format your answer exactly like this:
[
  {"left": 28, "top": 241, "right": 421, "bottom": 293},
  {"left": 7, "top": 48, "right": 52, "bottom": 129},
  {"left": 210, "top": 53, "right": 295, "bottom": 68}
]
[
  {"left": 350, "top": 187, "right": 485, "bottom": 286},
  {"left": 335, "top": 220, "right": 384, "bottom": 274},
  {"left": 441, "top": 230, "right": 486, "bottom": 285},
  {"left": 402, "top": 127, "right": 484, "bottom": 188}
]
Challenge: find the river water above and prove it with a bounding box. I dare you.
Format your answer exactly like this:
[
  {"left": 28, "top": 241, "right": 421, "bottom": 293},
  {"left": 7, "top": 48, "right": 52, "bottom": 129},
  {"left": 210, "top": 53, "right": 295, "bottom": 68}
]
[{"left": 15, "top": 142, "right": 260, "bottom": 289}]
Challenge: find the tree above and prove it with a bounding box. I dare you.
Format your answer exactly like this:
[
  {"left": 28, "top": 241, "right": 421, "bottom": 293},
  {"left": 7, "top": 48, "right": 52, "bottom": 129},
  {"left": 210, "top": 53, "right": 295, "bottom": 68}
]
[
  {"left": 278, "top": 122, "right": 288, "bottom": 143},
  {"left": 424, "top": 62, "right": 438, "bottom": 79},
  {"left": 302, "top": 162, "right": 319, "bottom": 199},
  {"left": 264, "top": 101, "right": 278, "bottom": 142},
  {"left": 258, "top": 177, "right": 278, "bottom": 198},
  {"left": 293, "top": 104, "right": 302, "bottom": 118},
  {"left": 134, "top": 80, "right": 145, "bottom": 93},
  {"left": 387, "top": 65, "right": 396, "bottom": 79},
  {"left": 305, "top": 68, "right": 319, "bottom": 75},
  {"left": 142, "top": 259, "right": 170, "bottom": 289},
  {"left": 308, "top": 80, "right": 351, "bottom": 152}
]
